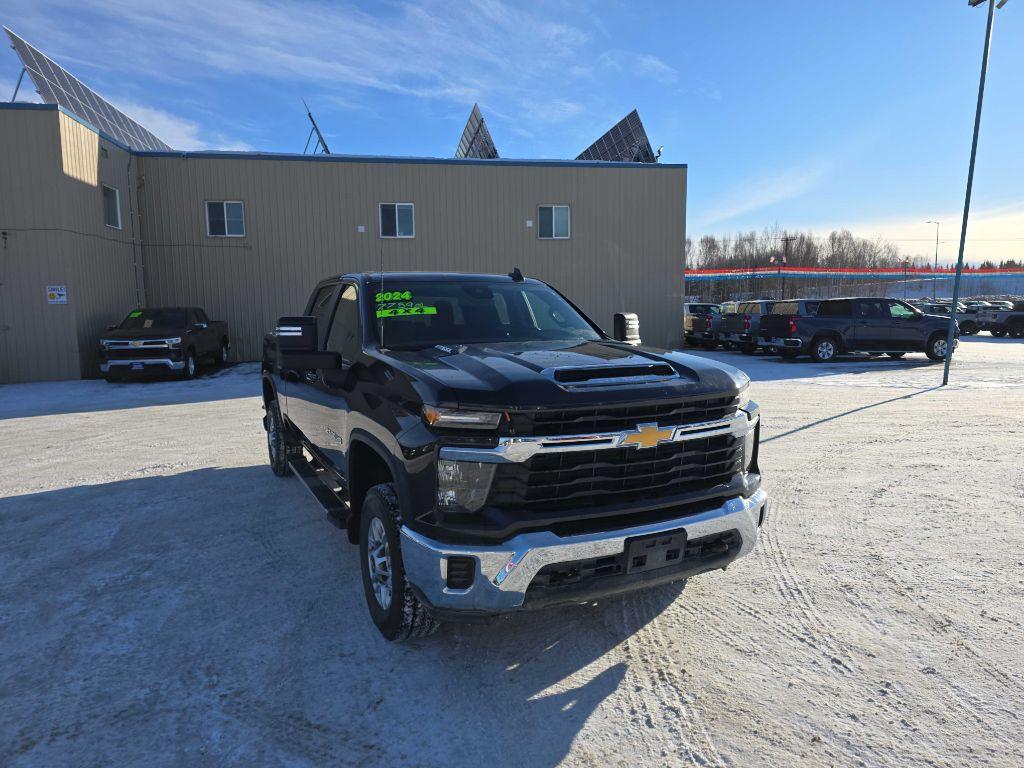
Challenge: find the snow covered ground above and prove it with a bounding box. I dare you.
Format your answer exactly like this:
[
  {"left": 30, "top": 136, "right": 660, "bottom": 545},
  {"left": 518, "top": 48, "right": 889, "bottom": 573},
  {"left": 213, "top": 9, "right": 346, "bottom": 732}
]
[{"left": 1, "top": 337, "right": 1022, "bottom": 767}]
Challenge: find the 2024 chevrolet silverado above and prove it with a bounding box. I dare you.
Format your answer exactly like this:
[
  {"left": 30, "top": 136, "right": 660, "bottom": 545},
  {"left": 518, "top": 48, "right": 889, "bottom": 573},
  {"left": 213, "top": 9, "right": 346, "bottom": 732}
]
[{"left": 261, "top": 272, "right": 767, "bottom": 641}]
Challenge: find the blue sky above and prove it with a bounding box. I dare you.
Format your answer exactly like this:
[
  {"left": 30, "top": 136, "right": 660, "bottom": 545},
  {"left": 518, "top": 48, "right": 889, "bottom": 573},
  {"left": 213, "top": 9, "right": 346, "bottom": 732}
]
[{"left": 3, "top": 1, "right": 1022, "bottom": 263}]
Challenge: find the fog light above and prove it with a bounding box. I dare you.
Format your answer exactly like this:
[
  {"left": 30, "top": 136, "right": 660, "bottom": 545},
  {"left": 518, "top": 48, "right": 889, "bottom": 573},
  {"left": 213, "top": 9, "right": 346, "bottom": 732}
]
[{"left": 437, "top": 459, "right": 496, "bottom": 512}]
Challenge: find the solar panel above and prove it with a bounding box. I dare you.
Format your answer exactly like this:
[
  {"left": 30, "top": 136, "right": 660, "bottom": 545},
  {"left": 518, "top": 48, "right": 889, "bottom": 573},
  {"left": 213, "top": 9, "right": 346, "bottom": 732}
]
[
  {"left": 576, "top": 109, "right": 657, "bottom": 163},
  {"left": 455, "top": 103, "right": 499, "bottom": 159},
  {"left": 4, "top": 26, "right": 173, "bottom": 151}
]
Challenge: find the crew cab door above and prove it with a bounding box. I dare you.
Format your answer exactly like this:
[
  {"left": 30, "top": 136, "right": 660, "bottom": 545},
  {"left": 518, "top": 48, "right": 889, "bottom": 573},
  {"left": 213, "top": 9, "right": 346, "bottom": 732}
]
[
  {"left": 191, "top": 308, "right": 214, "bottom": 356},
  {"left": 852, "top": 299, "right": 893, "bottom": 350},
  {"left": 285, "top": 282, "right": 340, "bottom": 441},
  {"left": 887, "top": 300, "right": 925, "bottom": 349},
  {"left": 286, "top": 282, "right": 361, "bottom": 475}
]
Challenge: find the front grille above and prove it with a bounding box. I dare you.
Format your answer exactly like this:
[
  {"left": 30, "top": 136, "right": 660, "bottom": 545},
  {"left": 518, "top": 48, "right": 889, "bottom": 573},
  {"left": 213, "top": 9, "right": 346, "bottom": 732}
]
[
  {"left": 507, "top": 396, "right": 738, "bottom": 437},
  {"left": 488, "top": 434, "right": 740, "bottom": 512},
  {"left": 105, "top": 348, "right": 176, "bottom": 360}
]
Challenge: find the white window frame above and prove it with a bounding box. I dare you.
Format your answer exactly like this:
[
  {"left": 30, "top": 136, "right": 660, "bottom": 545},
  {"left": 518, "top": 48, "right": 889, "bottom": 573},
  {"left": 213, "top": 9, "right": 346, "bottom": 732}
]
[
  {"left": 379, "top": 202, "right": 415, "bottom": 239},
  {"left": 538, "top": 204, "right": 570, "bottom": 240},
  {"left": 102, "top": 184, "right": 122, "bottom": 230},
  {"left": 205, "top": 200, "right": 246, "bottom": 238}
]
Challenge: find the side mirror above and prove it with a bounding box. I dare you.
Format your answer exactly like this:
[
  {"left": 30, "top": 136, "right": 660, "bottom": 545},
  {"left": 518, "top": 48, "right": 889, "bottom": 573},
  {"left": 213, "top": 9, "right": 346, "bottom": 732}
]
[
  {"left": 193, "top": 322, "right": 208, "bottom": 330},
  {"left": 613, "top": 312, "right": 641, "bottom": 345}
]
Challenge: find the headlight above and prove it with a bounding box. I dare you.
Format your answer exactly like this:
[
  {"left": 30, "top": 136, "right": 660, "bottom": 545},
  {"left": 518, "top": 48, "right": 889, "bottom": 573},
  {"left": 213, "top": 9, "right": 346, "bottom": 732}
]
[
  {"left": 423, "top": 405, "right": 501, "bottom": 430},
  {"left": 100, "top": 339, "right": 112, "bottom": 348},
  {"left": 737, "top": 387, "right": 750, "bottom": 411},
  {"left": 437, "top": 459, "right": 496, "bottom": 512},
  {"left": 166, "top": 337, "right": 182, "bottom": 347}
]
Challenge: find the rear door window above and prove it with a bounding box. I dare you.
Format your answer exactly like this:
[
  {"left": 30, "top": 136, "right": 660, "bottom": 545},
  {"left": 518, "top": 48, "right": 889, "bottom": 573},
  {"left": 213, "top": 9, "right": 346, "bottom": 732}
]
[{"left": 818, "top": 300, "right": 852, "bottom": 317}]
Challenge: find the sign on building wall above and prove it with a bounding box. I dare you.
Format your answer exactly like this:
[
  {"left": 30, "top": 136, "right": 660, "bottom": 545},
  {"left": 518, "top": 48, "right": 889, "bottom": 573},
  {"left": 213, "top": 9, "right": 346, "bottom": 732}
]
[{"left": 46, "top": 285, "right": 68, "bottom": 304}]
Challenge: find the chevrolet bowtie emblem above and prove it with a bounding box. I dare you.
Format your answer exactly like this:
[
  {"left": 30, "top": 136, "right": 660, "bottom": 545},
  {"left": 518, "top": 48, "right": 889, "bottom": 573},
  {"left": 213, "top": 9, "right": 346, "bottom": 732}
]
[
  {"left": 131, "top": 340, "right": 143, "bottom": 347},
  {"left": 621, "top": 423, "right": 675, "bottom": 449}
]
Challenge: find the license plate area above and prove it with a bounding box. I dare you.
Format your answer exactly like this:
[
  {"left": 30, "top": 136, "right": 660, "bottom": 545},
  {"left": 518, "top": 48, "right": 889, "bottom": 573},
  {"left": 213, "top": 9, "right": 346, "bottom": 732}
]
[{"left": 624, "top": 529, "right": 687, "bottom": 574}]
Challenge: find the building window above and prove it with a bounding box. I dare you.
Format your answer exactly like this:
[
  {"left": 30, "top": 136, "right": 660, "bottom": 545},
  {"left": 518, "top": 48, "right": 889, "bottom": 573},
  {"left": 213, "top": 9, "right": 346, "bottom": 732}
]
[
  {"left": 206, "top": 201, "right": 245, "bottom": 237},
  {"left": 538, "top": 205, "right": 570, "bottom": 239},
  {"left": 102, "top": 184, "right": 121, "bottom": 229},
  {"left": 379, "top": 203, "right": 414, "bottom": 238}
]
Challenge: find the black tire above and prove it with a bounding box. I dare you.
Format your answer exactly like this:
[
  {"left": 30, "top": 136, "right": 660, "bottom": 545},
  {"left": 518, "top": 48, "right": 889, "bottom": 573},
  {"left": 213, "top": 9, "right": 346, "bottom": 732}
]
[
  {"left": 886, "top": 352, "right": 906, "bottom": 359},
  {"left": 925, "top": 333, "right": 950, "bottom": 362},
  {"left": 182, "top": 348, "right": 197, "bottom": 380},
  {"left": 104, "top": 373, "right": 123, "bottom": 383},
  {"left": 216, "top": 339, "right": 230, "bottom": 366},
  {"left": 266, "top": 399, "right": 292, "bottom": 477},
  {"left": 1009, "top": 322, "right": 1024, "bottom": 339},
  {"left": 810, "top": 336, "right": 839, "bottom": 363},
  {"left": 701, "top": 340, "right": 717, "bottom": 350},
  {"left": 778, "top": 349, "right": 799, "bottom": 359},
  {"left": 960, "top": 321, "right": 977, "bottom": 336},
  {"left": 740, "top": 343, "right": 757, "bottom": 355},
  {"left": 991, "top": 328, "right": 1008, "bottom": 338},
  {"left": 684, "top": 336, "right": 697, "bottom": 347},
  {"left": 359, "top": 484, "right": 440, "bottom": 642}
]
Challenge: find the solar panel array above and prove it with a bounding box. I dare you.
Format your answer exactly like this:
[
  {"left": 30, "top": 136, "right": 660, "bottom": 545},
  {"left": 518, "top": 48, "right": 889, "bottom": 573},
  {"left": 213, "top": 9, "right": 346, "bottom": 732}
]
[
  {"left": 455, "top": 103, "right": 499, "bottom": 159},
  {"left": 4, "top": 26, "right": 173, "bottom": 151},
  {"left": 576, "top": 109, "right": 657, "bottom": 163}
]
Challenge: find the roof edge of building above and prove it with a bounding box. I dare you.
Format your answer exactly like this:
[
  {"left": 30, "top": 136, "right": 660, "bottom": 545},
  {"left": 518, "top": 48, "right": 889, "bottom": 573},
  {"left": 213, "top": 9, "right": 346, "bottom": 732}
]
[{"left": 0, "top": 101, "right": 686, "bottom": 169}]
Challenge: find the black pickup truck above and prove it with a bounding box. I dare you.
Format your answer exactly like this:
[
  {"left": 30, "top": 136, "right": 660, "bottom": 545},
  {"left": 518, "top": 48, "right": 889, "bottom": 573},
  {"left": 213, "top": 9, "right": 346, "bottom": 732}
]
[
  {"left": 261, "top": 271, "right": 767, "bottom": 641},
  {"left": 763, "top": 297, "right": 957, "bottom": 362},
  {"left": 719, "top": 300, "right": 776, "bottom": 354},
  {"left": 99, "top": 307, "right": 230, "bottom": 381}
]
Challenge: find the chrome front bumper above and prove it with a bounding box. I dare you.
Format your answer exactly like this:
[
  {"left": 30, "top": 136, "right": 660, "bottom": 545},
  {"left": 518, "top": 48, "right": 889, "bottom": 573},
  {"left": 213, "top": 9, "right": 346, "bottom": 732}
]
[
  {"left": 400, "top": 487, "right": 768, "bottom": 616},
  {"left": 100, "top": 358, "right": 185, "bottom": 372}
]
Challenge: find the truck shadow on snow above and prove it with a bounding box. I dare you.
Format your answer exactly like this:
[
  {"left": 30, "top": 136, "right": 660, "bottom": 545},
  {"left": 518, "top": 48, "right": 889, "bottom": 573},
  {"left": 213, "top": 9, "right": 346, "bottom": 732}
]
[{"left": 0, "top": 464, "right": 688, "bottom": 767}]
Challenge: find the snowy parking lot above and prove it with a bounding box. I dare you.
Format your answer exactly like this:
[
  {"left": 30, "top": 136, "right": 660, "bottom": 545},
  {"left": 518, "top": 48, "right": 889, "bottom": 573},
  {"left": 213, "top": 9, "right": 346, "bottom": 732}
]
[{"left": 2, "top": 337, "right": 1023, "bottom": 767}]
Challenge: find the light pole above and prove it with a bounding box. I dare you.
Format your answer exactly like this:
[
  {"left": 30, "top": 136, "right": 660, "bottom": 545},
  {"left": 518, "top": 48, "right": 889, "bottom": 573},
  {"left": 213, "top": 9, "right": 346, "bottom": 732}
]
[
  {"left": 944, "top": 0, "right": 1009, "bottom": 386},
  {"left": 926, "top": 220, "right": 940, "bottom": 300}
]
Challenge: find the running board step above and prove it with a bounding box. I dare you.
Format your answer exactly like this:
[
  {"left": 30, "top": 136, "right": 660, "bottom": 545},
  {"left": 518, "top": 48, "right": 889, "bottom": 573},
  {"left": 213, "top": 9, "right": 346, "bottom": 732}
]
[{"left": 288, "top": 457, "right": 350, "bottom": 528}]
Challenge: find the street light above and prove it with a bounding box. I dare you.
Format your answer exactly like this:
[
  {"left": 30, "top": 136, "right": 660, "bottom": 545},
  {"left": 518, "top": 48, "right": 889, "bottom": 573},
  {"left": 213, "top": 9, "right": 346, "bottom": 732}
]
[
  {"left": 926, "top": 220, "right": 940, "bottom": 300},
  {"left": 943, "top": 0, "right": 1009, "bottom": 386}
]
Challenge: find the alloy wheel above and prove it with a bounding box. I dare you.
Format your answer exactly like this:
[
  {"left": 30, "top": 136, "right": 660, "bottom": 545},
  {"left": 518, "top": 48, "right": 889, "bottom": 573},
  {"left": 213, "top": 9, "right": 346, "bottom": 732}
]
[{"left": 366, "top": 517, "right": 392, "bottom": 610}]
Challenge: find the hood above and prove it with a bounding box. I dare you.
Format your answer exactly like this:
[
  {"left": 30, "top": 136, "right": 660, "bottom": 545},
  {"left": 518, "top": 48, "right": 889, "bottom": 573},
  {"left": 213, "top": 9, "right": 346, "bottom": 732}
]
[
  {"left": 101, "top": 327, "right": 185, "bottom": 341},
  {"left": 379, "top": 340, "right": 748, "bottom": 409}
]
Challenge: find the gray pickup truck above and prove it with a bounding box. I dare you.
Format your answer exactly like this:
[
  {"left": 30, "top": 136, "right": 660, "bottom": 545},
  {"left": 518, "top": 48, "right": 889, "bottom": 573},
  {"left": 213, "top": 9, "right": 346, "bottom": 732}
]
[
  {"left": 977, "top": 301, "right": 1024, "bottom": 338},
  {"left": 719, "top": 300, "right": 776, "bottom": 354},
  {"left": 683, "top": 303, "right": 722, "bottom": 349},
  {"left": 763, "top": 297, "right": 957, "bottom": 362}
]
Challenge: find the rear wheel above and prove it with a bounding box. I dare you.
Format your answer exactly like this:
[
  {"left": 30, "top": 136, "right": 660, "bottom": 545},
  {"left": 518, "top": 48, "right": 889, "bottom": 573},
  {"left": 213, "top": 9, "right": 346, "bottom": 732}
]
[
  {"left": 359, "top": 484, "right": 439, "bottom": 642},
  {"left": 991, "top": 328, "right": 1008, "bottom": 338},
  {"left": 810, "top": 337, "right": 838, "bottom": 363},
  {"left": 960, "top": 321, "right": 977, "bottom": 336},
  {"left": 1009, "top": 322, "right": 1024, "bottom": 339},
  {"left": 925, "top": 334, "right": 950, "bottom": 362},
  {"left": 217, "top": 339, "right": 230, "bottom": 366},
  {"left": 701, "top": 340, "right": 717, "bottom": 350},
  {"left": 740, "top": 342, "right": 757, "bottom": 355}
]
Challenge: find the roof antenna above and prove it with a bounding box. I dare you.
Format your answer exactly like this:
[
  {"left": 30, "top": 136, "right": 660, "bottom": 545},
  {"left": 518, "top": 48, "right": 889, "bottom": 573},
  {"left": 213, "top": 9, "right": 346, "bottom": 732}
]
[
  {"left": 509, "top": 267, "right": 524, "bottom": 282},
  {"left": 378, "top": 242, "right": 386, "bottom": 349},
  {"left": 302, "top": 98, "right": 331, "bottom": 155}
]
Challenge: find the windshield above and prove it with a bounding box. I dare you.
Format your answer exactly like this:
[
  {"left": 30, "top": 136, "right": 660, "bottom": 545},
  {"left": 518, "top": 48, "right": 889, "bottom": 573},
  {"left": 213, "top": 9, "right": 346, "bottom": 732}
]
[
  {"left": 118, "top": 308, "right": 186, "bottom": 329},
  {"left": 366, "top": 279, "right": 603, "bottom": 349}
]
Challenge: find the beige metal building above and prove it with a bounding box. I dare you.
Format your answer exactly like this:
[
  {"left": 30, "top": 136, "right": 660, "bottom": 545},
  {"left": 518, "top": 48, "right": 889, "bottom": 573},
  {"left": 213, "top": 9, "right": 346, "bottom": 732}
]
[{"left": 0, "top": 103, "right": 686, "bottom": 383}]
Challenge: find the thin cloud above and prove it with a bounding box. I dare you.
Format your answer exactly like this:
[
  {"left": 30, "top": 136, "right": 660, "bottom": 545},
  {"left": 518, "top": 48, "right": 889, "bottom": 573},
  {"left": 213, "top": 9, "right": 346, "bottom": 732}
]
[
  {"left": 696, "top": 160, "right": 834, "bottom": 228},
  {"left": 112, "top": 98, "right": 252, "bottom": 151}
]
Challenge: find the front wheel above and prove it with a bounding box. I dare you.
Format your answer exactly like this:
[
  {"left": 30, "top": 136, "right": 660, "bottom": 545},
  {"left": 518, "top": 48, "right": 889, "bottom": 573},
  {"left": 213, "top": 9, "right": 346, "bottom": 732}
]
[
  {"left": 960, "top": 321, "right": 977, "bottom": 336},
  {"left": 991, "top": 328, "right": 1008, "bottom": 338},
  {"left": 359, "top": 484, "right": 439, "bottom": 642},
  {"left": 182, "top": 349, "right": 197, "bottom": 380},
  {"left": 810, "top": 337, "right": 838, "bottom": 363},
  {"left": 266, "top": 400, "right": 292, "bottom": 477},
  {"left": 1009, "top": 322, "right": 1024, "bottom": 339},
  {"left": 925, "top": 334, "right": 950, "bottom": 362}
]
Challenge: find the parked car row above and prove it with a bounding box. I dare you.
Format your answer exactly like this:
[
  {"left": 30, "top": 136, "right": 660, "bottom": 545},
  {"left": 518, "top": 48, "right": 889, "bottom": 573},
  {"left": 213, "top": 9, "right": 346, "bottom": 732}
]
[
  {"left": 684, "top": 297, "right": 960, "bottom": 362},
  {"left": 906, "top": 298, "right": 1022, "bottom": 336}
]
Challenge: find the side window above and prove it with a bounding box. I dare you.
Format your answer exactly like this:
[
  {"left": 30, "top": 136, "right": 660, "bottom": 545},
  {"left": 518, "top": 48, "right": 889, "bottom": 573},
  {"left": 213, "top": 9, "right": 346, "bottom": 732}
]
[
  {"left": 326, "top": 285, "right": 361, "bottom": 361},
  {"left": 102, "top": 184, "right": 121, "bottom": 229},
  {"left": 379, "top": 203, "right": 414, "bottom": 238},
  {"left": 858, "top": 300, "right": 887, "bottom": 318},
  {"left": 806, "top": 302, "right": 820, "bottom": 315},
  {"left": 888, "top": 301, "right": 916, "bottom": 319},
  {"left": 819, "top": 300, "right": 851, "bottom": 316},
  {"left": 195, "top": 308, "right": 209, "bottom": 324},
  {"left": 206, "top": 201, "right": 245, "bottom": 237},
  {"left": 538, "top": 205, "right": 570, "bottom": 239},
  {"left": 308, "top": 284, "right": 339, "bottom": 348}
]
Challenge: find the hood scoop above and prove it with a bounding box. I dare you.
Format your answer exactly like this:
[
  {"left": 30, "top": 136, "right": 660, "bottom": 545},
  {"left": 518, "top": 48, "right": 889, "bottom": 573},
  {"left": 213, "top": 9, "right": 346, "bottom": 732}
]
[{"left": 551, "top": 363, "right": 678, "bottom": 387}]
